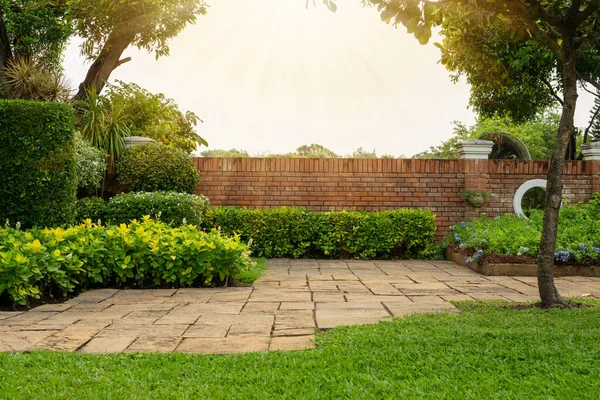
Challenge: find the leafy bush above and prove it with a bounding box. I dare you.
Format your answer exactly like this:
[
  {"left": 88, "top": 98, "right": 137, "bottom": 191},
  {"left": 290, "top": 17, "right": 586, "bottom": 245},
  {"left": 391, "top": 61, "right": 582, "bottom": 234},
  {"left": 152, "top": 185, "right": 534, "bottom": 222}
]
[
  {"left": 448, "top": 195, "right": 600, "bottom": 265},
  {"left": 205, "top": 207, "right": 437, "bottom": 259},
  {"left": 0, "top": 218, "right": 252, "bottom": 306},
  {"left": 117, "top": 143, "right": 200, "bottom": 193},
  {"left": 74, "top": 132, "right": 107, "bottom": 192},
  {"left": 104, "top": 192, "right": 210, "bottom": 226},
  {"left": 0, "top": 100, "right": 77, "bottom": 228},
  {"left": 75, "top": 197, "right": 106, "bottom": 222}
]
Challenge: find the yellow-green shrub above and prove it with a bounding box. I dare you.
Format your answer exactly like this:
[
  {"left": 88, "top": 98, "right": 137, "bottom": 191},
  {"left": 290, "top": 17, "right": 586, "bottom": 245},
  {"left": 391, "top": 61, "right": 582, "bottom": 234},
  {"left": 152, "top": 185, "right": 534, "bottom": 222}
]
[{"left": 0, "top": 218, "right": 252, "bottom": 306}]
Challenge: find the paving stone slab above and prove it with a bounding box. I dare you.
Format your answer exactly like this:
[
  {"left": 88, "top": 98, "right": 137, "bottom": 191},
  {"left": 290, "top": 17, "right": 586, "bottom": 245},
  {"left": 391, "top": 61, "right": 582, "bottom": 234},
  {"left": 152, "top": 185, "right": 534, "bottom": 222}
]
[
  {"left": 97, "top": 324, "right": 190, "bottom": 337},
  {"left": 176, "top": 337, "right": 270, "bottom": 354},
  {"left": 272, "top": 327, "right": 316, "bottom": 337},
  {"left": 279, "top": 302, "right": 314, "bottom": 310},
  {"left": 125, "top": 336, "right": 183, "bottom": 353},
  {"left": 270, "top": 335, "right": 315, "bottom": 351},
  {"left": 29, "top": 304, "right": 74, "bottom": 313},
  {"left": 227, "top": 323, "right": 273, "bottom": 337},
  {"left": 33, "top": 333, "right": 92, "bottom": 352},
  {"left": 248, "top": 290, "right": 311, "bottom": 302},
  {"left": 316, "top": 301, "right": 387, "bottom": 310},
  {"left": 183, "top": 324, "right": 230, "bottom": 338},
  {"left": 241, "top": 302, "right": 281, "bottom": 314},
  {"left": 0, "top": 311, "right": 23, "bottom": 320},
  {"left": 79, "top": 335, "right": 137, "bottom": 354},
  {"left": 0, "top": 331, "right": 55, "bottom": 352}
]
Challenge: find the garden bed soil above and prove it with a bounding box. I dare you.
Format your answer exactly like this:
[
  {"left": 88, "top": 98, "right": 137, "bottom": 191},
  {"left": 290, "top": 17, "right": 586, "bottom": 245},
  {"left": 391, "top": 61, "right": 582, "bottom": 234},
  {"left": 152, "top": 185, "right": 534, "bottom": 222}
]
[{"left": 448, "top": 246, "right": 600, "bottom": 277}]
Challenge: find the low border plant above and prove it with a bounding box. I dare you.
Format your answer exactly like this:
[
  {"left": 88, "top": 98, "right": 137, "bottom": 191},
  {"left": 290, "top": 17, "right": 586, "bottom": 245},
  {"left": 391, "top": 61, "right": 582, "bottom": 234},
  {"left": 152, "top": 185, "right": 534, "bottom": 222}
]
[{"left": 0, "top": 217, "right": 252, "bottom": 307}]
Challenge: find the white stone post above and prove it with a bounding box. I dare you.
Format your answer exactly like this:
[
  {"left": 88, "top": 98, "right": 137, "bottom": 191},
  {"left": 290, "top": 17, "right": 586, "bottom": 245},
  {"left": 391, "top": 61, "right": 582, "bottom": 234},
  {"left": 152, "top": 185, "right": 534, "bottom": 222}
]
[
  {"left": 456, "top": 140, "right": 494, "bottom": 159},
  {"left": 581, "top": 142, "right": 600, "bottom": 161}
]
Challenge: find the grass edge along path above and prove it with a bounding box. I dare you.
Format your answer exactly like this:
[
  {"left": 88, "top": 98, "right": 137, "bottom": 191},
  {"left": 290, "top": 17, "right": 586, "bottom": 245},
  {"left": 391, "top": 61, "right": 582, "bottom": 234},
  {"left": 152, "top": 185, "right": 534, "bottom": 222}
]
[{"left": 1, "top": 300, "right": 599, "bottom": 399}]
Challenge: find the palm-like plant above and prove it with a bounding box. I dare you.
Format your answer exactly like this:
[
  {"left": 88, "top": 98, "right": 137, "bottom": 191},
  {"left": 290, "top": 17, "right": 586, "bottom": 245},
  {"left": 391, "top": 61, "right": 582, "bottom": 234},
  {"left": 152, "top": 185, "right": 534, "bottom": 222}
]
[
  {"left": 3, "top": 57, "right": 71, "bottom": 102},
  {"left": 78, "top": 89, "right": 131, "bottom": 170}
]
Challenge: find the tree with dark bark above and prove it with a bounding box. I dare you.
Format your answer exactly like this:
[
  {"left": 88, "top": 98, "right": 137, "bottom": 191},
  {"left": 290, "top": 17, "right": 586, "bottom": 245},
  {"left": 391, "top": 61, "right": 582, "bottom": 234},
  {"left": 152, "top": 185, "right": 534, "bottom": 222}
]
[
  {"left": 366, "top": 0, "right": 600, "bottom": 307},
  {"left": 0, "top": 0, "right": 207, "bottom": 100}
]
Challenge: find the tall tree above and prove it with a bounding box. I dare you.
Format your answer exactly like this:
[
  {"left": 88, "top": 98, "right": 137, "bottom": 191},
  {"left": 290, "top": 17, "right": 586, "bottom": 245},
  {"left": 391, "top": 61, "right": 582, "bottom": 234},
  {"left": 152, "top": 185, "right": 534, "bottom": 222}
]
[
  {"left": 70, "top": 0, "right": 208, "bottom": 100},
  {"left": 367, "top": 0, "right": 600, "bottom": 307},
  {"left": 0, "top": 0, "right": 207, "bottom": 100}
]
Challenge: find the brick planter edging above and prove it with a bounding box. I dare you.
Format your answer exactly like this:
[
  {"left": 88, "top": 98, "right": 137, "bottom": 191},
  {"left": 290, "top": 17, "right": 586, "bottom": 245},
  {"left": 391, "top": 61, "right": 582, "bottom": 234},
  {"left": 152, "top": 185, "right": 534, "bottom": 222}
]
[{"left": 448, "top": 248, "right": 600, "bottom": 277}]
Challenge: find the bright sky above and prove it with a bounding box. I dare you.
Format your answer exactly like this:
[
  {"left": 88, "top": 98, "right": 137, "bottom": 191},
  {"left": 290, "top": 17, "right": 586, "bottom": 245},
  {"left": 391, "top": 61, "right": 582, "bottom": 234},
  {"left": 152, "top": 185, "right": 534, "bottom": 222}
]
[{"left": 62, "top": 0, "right": 595, "bottom": 157}]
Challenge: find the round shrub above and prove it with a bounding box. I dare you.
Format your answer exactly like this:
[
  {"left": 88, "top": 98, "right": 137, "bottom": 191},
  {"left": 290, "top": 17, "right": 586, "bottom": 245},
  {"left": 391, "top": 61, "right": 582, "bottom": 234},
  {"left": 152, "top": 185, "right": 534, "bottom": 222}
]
[
  {"left": 75, "top": 197, "right": 106, "bottom": 222},
  {"left": 117, "top": 143, "right": 200, "bottom": 193},
  {"left": 104, "top": 191, "right": 210, "bottom": 226}
]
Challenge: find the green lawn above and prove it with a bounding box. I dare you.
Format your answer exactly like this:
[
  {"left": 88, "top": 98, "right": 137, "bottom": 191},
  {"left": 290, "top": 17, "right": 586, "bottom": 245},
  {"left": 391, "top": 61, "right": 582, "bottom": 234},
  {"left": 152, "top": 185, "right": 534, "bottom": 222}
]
[{"left": 1, "top": 301, "right": 599, "bottom": 399}]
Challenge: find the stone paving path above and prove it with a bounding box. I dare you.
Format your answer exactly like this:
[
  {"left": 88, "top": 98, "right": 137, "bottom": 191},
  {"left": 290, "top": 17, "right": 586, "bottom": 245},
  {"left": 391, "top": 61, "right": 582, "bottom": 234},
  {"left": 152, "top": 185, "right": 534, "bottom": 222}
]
[{"left": 1, "top": 259, "right": 599, "bottom": 354}]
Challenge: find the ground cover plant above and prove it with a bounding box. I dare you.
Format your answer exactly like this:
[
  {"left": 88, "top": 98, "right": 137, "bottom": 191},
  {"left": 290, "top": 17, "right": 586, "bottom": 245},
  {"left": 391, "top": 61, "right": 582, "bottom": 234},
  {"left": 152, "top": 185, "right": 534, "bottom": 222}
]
[
  {"left": 204, "top": 207, "right": 438, "bottom": 260},
  {"left": 448, "top": 194, "right": 600, "bottom": 266},
  {"left": 0, "top": 301, "right": 599, "bottom": 399},
  {"left": 0, "top": 218, "right": 252, "bottom": 307}
]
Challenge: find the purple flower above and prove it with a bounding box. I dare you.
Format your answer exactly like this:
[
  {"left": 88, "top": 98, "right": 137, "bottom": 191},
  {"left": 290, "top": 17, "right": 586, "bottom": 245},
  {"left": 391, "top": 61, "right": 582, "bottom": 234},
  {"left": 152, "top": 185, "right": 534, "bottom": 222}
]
[
  {"left": 455, "top": 237, "right": 461, "bottom": 242},
  {"left": 466, "top": 258, "right": 472, "bottom": 264},
  {"left": 460, "top": 222, "right": 466, "bottom": 227}
]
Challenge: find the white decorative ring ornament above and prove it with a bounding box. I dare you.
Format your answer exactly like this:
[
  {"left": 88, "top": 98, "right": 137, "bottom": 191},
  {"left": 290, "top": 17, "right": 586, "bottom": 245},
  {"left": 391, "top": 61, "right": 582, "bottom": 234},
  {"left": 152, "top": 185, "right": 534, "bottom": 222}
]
[{"left": 513, "top": 179, "right": 547, "bottom": 216}]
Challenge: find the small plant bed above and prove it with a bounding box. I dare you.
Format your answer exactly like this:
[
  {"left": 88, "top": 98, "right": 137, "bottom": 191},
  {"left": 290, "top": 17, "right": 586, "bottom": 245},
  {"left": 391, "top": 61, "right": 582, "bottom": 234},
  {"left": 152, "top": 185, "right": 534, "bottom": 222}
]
[
  {"left": 0, "top": 218, "right": 253, "bottom": 308},
  {"left": 1, "top": 301, "right": 599, "bottom": 398},
  {"left": 447, "top": 195, "right": 600, "bottom": 276}
]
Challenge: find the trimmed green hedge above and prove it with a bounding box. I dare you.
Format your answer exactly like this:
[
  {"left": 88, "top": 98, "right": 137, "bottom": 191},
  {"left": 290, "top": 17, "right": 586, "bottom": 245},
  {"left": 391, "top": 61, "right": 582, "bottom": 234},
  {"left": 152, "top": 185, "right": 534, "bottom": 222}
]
[
  {"left": 0, "top": 100, "right": 77, "bottom": 228},
  {"left": 204, "top": 207, "right": 437, "bottom": 259},
  {"left": 0, "top": 218, "right": 252, "bottom": 306}
]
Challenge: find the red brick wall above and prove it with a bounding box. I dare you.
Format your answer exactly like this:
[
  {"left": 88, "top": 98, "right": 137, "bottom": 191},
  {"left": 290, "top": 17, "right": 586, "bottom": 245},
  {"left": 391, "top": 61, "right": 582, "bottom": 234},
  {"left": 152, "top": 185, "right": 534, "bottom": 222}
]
[{"left": 194, "top": 158, "right": 600, "bottom": 240}]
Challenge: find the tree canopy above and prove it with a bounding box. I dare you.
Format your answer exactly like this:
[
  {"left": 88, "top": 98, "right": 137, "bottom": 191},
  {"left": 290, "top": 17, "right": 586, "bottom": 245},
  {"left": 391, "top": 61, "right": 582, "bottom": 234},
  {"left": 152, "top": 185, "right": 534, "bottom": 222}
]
[
  {"left": 366, "top": 0, "right": 600, "bottom": 307},
  {"left": 0, "top": 0, "right": 208, "bottom": 99},
  {"left": 415, "top": 111, "right": 560, "bottom": 160}
]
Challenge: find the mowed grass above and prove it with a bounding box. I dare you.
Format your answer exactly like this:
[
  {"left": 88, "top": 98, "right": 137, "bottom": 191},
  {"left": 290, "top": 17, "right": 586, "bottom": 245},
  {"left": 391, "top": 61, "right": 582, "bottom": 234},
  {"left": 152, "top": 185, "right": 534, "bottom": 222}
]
[{"left": 1, "top": 301, "right": 599, "bottom": 399}]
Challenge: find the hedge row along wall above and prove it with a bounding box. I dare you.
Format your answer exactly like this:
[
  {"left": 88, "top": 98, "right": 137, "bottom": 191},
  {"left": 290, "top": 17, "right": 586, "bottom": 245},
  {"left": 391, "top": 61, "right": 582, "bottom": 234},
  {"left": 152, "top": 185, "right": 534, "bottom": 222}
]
[
  {"left": 194, "top": 158, "right": 600, "bottom": 240},
  {"left": 0, "top": 100, "right": 77, "bottom": 228}
]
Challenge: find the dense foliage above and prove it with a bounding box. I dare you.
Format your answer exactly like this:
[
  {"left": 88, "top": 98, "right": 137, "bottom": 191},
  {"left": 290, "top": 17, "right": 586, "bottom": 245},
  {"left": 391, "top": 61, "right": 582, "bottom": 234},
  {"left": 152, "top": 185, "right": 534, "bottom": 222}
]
[
  {"left": 414, "top": 112, "right": 561, "bottom": 160},
  {"left": 0, "top": 100, "right": 77, "bottom": 228},
  {"left": 449, "top": 194, "right": 600, "bottom": 265},
  {"left": 117, "top": 143, "right": 200, "bottom": 194},
  {"left": 74, "top": 132, "right": 107, "bottom": 193},
  {"left": 75, "top": 197, "right": 107, "bottom": 223},
  {"left": 0, "top": 218, "right": 252, "bottom": 306},
  {"left": 204, "top": 207, "right": 437, "bottom": 259},
  {"left": 104, "top": 81, "right": 207, "bottom": 154},
  {"left": 103, "top": 192, "right": 210, "bottom": 226}
]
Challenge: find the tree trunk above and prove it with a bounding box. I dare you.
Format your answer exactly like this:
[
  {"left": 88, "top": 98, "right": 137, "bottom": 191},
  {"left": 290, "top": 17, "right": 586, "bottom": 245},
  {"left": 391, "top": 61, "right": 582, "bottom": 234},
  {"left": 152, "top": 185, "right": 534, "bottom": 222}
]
[
  {"left": 537, "top": 54, "right": 578, "bottom": 308},
  {"left": 0, "top": 8, "right": 13, "bottom": 97},
  {"left": 73, "top": 25, "right": 135, "bottom": 101}
]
